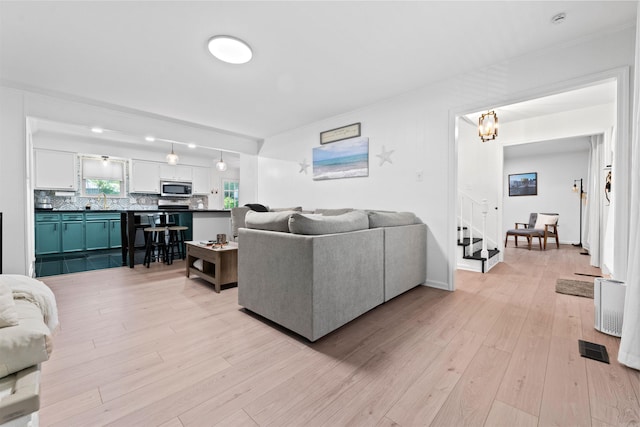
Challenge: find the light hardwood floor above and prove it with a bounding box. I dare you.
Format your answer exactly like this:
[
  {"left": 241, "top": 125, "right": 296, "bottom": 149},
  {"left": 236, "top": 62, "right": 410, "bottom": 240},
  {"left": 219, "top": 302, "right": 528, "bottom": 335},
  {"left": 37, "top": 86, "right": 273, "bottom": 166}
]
[{"left": 38, "top": 245, "right": 640, "bottom": 426}]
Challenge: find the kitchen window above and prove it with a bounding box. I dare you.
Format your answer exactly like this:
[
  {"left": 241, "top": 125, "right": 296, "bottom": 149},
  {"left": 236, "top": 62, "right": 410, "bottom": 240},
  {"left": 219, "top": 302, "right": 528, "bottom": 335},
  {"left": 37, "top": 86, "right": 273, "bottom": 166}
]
[
  {"left": 223, "top": 179, "right": 239, "bottom": 209},
  {"left": 81, "top": 156, "right": 126, "bottom": 197}
]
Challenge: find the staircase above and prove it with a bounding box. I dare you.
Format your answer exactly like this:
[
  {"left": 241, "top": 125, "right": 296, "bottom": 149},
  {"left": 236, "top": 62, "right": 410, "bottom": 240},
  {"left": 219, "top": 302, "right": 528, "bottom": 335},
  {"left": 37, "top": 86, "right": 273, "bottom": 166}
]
[{"left": 457, "top": 194, "right": 501, "bottom": 273}]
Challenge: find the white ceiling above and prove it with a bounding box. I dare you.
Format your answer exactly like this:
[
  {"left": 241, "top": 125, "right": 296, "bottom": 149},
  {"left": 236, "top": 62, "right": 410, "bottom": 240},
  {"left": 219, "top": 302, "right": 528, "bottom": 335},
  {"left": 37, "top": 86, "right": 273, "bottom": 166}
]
[{"left": 0, "top": 1, "right": 636, "bottom": 141}]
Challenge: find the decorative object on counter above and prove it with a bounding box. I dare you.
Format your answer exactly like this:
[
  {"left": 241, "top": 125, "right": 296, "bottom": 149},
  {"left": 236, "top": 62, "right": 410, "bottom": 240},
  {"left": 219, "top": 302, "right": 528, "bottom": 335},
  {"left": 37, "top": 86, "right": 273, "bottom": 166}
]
[
  {"left": 35, "top": 191, "right": 52, "bottom": 210},
  {"left": 216, "top": 151, "right": 227, "bottom": 172},
  {"left": 216, "top": 234, "right": 227, "bottom": 245},
  {"left": 166, "top": 143, "right": 179, "bottom": 165}
]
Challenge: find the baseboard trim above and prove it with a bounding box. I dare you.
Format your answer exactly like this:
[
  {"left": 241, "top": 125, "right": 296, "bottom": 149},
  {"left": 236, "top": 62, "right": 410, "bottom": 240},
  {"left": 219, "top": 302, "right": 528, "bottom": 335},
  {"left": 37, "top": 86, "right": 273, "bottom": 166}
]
[{"left": 423, "top": 280, "right": 451, "bottom": 291}]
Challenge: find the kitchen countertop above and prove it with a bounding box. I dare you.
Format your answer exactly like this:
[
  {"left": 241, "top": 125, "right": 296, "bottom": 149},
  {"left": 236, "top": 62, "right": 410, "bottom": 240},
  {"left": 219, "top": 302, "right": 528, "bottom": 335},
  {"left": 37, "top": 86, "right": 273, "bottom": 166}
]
[{"left": 35, "top": 209, "right": 230, "bottom": 213}]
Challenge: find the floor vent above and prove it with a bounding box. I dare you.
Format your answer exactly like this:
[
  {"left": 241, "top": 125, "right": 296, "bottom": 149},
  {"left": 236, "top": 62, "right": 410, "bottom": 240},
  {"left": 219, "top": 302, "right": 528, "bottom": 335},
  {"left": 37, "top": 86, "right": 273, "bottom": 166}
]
[{"left": 578, "top": 339, "right": 609, "bottom": 364}]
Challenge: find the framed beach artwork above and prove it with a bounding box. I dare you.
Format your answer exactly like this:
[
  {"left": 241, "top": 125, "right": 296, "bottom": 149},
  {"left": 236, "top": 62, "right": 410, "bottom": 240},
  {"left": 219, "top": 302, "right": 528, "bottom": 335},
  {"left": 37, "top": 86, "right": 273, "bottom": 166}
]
[
  {"left": 508, "top": 172, "right": 537, "bottom": 196},
  {"left": 313, "top": 137, "right": 369, "bottom": 181}
]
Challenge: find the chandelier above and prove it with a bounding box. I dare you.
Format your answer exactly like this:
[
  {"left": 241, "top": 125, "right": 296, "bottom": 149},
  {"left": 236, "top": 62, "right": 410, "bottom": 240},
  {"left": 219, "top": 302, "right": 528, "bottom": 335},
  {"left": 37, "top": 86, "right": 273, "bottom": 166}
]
[{"left": 478, "top": 110, "right": 498, "bottom": 142}]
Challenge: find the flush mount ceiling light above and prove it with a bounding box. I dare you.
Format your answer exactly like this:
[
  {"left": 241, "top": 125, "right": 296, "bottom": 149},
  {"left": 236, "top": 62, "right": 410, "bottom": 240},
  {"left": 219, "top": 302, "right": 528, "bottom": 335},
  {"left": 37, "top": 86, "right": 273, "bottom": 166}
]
[
  {"left": 216, "top": 151, "right": 228, "bottom": 171},
  {"left": 478, "top": 110, "right": 498, "bottom": 142},
  {"left": 166, "top": 143, "right": 179, "bottom": 165},
  {"left": 207, "top": 35, "right": 253, "bottom": 64}
]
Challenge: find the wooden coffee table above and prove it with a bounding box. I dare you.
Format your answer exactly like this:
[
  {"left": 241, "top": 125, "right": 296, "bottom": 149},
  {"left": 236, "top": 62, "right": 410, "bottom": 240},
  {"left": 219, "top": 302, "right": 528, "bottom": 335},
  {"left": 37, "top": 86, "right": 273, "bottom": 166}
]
[{"left": 185, "top": 241, "right": 238, "bottom": 292}]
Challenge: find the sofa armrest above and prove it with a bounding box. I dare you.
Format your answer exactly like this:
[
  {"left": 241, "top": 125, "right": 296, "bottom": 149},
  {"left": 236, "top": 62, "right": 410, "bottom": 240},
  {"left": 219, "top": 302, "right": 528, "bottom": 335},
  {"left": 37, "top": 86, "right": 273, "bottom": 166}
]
[
  {"left": 0, "top": 365, "right": 40, "bottom": 425},
  {"left": 384, "top": 223, "right": 427, "bottom": 301},
  {"left": 238, "top": 228, "right": 384, "bottom": 341}
]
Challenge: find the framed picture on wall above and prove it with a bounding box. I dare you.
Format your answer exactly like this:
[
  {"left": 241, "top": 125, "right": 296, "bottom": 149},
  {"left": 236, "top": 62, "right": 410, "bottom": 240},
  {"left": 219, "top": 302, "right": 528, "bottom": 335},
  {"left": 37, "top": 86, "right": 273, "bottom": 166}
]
[{"left": 509, "top": 172, "right": 537, "bottom": 196}]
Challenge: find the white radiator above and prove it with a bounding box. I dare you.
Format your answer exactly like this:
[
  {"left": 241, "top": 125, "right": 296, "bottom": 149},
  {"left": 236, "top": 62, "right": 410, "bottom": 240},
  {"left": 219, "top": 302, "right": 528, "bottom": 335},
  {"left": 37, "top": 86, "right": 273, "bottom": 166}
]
[{"left": 594, "top": 278, "right": 626, "bottom": 337}]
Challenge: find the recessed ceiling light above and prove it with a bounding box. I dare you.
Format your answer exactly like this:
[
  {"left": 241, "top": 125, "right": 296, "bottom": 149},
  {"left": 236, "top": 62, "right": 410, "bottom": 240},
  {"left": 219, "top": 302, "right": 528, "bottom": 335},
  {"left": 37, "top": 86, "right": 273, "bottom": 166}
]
[
  {"left": 91, "top": 127, "right": 103, "bottom": 134},
  {"left": 551, "top": 12, "right": 566, "bottom": 24},
  {"left": 207, "top": 35, "right": 253, "bottom": 64},
  {"left": 188, "top": 143, "right": 197, "bottom": 149},
  {"left": 145, "top": 136, "right": 156, "bottom": 142}
]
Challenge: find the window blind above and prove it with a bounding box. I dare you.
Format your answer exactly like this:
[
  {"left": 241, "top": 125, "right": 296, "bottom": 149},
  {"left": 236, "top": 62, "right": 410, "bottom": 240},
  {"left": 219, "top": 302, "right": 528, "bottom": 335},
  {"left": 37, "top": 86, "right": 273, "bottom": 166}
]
[{"left": 82, "top": 158, "right": 124, "bottom": 181}]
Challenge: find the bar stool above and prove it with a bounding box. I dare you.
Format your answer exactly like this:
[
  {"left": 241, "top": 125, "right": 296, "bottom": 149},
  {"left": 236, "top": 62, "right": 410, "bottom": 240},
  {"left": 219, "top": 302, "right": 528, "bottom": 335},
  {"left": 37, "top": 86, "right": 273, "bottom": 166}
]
[
  {"left": 143, "top": 225, "right": 170, "bottom": 267},
  {"left": 168, "top": 225, "right": 189, "bottom": 260}
]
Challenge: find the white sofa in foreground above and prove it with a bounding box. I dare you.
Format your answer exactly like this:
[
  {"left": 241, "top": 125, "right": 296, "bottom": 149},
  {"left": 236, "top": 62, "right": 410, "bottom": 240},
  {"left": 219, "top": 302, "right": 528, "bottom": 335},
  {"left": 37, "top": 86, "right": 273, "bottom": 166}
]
[{"left": 0, "top": 275, "right": 58, "bottom": 427}]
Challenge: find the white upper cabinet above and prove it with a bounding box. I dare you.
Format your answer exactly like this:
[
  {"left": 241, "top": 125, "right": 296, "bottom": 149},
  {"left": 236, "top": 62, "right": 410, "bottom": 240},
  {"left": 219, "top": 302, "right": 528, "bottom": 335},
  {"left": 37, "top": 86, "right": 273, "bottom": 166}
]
[
  {"left": 192, "top": 167, "right": 211, "bottom": 195},
  {"left": 130, "top": 160, "right": 161, "bottom": 193},
  {"left": 160, "top": 164, "right": 192, "bottom": 182},
  {"left": 34, "top": 149, "right": 77, "bottom": 190}
]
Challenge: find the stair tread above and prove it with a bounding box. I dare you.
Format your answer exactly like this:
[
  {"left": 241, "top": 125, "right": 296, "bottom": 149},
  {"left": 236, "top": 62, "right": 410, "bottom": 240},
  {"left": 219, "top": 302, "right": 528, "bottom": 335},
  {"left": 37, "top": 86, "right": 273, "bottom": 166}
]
[
  {"left": 457, "top": 237, "right": 482, "bottom": 246},
  {"left": 463, "top": 248, "right": 500, "bottom": 261}
]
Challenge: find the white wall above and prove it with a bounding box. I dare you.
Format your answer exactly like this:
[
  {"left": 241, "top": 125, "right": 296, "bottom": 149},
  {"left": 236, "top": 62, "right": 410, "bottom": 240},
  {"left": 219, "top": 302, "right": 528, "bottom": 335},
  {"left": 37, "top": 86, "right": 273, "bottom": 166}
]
[
  {"left": 503, "top": 141, "right": 590, "bottom": 245},
  {"left": 256, "top": 26, "right": 635, "bottom": 289}
]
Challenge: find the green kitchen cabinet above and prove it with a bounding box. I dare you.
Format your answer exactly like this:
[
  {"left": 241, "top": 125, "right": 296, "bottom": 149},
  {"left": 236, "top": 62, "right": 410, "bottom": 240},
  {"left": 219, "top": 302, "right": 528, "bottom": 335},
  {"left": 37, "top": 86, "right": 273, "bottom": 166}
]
[
  {"left": 62, "top": 221, "right": 85, "bottom": 252},
  {"left": 61, "top": 213, "right": 85, "bottom": 253},
  {"left": 35, "top": 220, "right": 61, "bottom": 255},
  {"left": 85, "top": 220, "right": 110, "bottom": 250},
  {"left": 109, "top": 219, "right": 121, "bottom": 248}
]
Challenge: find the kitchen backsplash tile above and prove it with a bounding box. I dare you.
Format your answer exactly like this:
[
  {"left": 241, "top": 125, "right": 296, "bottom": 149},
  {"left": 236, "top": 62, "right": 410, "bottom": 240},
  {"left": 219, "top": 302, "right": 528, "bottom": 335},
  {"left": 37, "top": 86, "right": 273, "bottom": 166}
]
[{"left": 35, "top": 190, "right": 208, "bottom": 211}]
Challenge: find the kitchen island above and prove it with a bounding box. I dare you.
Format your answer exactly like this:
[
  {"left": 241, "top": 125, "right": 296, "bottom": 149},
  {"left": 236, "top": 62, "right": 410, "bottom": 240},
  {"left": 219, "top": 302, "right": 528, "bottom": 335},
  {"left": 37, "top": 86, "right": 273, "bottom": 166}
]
[{"left": 120, "top": 210, "right": 231, "bottom": 268}]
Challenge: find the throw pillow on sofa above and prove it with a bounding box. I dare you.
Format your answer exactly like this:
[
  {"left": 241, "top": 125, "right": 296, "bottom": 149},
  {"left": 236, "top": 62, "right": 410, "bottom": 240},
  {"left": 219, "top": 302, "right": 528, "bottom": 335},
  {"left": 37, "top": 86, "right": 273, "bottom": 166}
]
[
  {"left": 0, "top": 283, "right": 18, "bottom": 328},
  {"left": 368, "top": 211, "right": 421, "bottom": 228},
  {"left": 245, "top": 210, "right": 297, "bottom": 232},
  {"left": 288, "top": 210, "right": 369, "bottom": 235}
]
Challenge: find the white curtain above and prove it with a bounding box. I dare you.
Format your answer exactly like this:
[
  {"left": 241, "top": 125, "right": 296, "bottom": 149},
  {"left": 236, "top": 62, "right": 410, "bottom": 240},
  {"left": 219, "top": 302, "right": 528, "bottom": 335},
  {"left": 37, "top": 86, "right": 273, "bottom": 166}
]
[
  {"left": 584, "top": 134, "right": 603, "bottom": 267},
  {"left": 618, "top": 5, "right": 640, "bottom": 370}
]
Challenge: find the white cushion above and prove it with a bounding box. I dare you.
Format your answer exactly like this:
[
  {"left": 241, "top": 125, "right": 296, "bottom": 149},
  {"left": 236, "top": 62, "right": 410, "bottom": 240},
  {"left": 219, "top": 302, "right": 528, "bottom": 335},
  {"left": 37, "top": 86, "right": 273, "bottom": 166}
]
[
  {"left": 0, "top": 283, "right": 18, "bottom": 329},
  {"left": 0, "top": 300, "right": 52, "bottom": 377},
  {"left": 534, "top": 214, "right": 558, "bottom": 230}
]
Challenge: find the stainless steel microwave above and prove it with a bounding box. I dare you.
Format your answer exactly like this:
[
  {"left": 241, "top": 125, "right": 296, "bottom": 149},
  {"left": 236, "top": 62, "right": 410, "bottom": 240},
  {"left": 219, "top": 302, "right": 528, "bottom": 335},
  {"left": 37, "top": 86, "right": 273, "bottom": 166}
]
[{"left": 160, "top": 181, "right": 192, "bottom": 197}]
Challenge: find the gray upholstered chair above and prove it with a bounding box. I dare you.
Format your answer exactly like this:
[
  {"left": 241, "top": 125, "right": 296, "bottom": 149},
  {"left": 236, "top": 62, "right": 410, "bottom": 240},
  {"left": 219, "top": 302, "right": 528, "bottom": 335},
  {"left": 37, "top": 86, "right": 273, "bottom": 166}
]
[{"left": 505, "top": 213, "right": 559, "bottom": 250}]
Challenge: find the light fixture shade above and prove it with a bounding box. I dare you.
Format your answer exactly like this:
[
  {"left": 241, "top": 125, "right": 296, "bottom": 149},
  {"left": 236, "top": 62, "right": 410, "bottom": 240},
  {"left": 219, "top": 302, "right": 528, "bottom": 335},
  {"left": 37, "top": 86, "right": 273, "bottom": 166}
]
[
  {"left": 216, "top": 152, "right": 227, "bottom": 171},
  {"left": 166, "top": 144, "right": 179, "bottom": 165},
  {"left": 478, "top": 111, "right": 498, "bottom": 142},
  {"left": 216, "top": 159, "right": 227, "bottom": 172},
  {"left": 208, "top": 36, "right": 253, "bottom": 64}
]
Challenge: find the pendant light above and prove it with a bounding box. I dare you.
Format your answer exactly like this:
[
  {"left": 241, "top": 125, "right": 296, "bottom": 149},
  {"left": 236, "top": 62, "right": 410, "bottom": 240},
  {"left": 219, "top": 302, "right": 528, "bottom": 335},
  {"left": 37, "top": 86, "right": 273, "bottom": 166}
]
[
  {"left": 166, "top": 143, "right": 179, "bottom": 165},
  {"left": 216, "top": 151, "right": 227, "bottom": 171}
]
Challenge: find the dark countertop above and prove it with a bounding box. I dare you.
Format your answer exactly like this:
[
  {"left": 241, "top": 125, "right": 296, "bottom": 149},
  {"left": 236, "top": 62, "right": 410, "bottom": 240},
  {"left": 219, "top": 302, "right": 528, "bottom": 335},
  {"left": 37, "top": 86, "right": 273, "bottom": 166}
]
[{"left": 35, "top": 209, "right": 230, "bottom": 213}]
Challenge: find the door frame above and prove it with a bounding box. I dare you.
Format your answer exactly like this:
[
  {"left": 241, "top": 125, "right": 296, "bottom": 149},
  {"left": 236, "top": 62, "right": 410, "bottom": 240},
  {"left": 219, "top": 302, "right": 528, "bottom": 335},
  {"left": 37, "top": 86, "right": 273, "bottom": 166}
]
[{"left": 448, "top": 66, "right": 630, "bottom": 290}]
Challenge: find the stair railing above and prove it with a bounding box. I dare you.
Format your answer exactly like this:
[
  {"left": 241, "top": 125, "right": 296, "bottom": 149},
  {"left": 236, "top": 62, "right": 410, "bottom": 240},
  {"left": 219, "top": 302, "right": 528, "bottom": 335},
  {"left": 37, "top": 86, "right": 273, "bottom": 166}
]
[{"left": 459, "top": 192, "right": 496, "bottom": 258}]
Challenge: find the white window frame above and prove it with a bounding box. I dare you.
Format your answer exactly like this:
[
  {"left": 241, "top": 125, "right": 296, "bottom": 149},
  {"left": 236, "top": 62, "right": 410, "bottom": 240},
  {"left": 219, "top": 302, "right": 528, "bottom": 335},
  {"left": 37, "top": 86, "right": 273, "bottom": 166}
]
[
  {"left": 223, "top": 179, "right": 239, "bottom": 209},
  {"left": 80, "top": 155, "right": 127, "bottom": 198}
]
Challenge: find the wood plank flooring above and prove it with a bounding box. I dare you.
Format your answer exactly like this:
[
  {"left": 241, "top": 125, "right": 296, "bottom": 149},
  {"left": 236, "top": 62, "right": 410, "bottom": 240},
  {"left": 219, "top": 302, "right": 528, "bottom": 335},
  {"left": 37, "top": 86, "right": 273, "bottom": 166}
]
[{"left": 37, "top": 245, "right": 640, "bottom": 426}]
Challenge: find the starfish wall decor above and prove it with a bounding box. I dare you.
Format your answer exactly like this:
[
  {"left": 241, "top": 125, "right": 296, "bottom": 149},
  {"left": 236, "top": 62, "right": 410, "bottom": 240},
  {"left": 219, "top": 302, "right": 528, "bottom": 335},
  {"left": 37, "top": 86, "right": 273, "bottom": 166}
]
[{"left": 376, "top": 146, "right": 394, "bottom": 166}]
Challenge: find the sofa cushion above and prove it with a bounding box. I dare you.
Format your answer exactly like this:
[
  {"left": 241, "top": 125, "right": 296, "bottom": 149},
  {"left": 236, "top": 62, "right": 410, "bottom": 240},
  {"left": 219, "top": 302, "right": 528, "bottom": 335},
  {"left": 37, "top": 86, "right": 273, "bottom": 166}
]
[
  {"left": 270, "top": 206, "right": 303, "bottom": 212},
  {"left": 0, "top": 283, "right": 18, "bottom": 328},
  {"left": 288, "top": 210, "right": 369, "bottom": 235},
  {"left": 0, "top": 300, "right": 52, "bottom": 377},
  {"left": 368, "top": 211, "right": 420, "bottom": 228},
  {"left": 230, "top": 207, "right": 251, "bottom": 238},
  {"left": 245, "top": 210, "right": 296, "bottom": 232},
  {"left": 313, "top": 208, "right": 354, "bottom": 216}
]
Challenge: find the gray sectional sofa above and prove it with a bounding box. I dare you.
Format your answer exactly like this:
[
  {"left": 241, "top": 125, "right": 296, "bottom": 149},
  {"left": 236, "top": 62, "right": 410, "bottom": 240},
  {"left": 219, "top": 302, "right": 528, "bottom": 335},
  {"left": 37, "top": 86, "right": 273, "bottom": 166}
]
[{"left": 236, "top": 208, "right": 426, "bottom": 341}]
